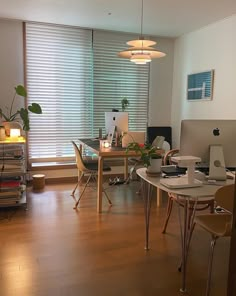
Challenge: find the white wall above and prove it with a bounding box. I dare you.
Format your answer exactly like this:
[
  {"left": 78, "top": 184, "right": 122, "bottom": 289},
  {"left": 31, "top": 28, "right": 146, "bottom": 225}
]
[
  {"left": 0, "top": 19, "right": 24, "bottom": 118},
  {"left": 171, "top": 15, "right": 236, "bottom": 148},
  {"left": 149, "top": 37, "right": 175, "bottom": 126}
]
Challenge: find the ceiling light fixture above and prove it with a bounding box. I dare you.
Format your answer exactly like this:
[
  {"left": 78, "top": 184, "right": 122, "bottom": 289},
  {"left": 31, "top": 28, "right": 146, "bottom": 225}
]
[{"left": 118, "top": 0, "right": 166, "bottom": 65}]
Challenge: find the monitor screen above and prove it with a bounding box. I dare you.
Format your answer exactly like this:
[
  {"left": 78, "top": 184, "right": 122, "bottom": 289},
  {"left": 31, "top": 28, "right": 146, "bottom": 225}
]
[
  {"left": 180, "top": 119, "right": 236, "bottom": 168},
  {"left": 105, "top": 112, "right": 129, "bottom": 134}
]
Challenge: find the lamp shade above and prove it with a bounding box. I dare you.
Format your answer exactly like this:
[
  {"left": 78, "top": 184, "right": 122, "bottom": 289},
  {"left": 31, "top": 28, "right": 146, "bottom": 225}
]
[
  {"left": 118, "top": 39, "right": 166, "bottom": 64},
  {"left": 118, "top": 0, "right": 166, "bottom": 64},
  {"left": 10, "top": 128, "right": 21, "bottom": 140}
]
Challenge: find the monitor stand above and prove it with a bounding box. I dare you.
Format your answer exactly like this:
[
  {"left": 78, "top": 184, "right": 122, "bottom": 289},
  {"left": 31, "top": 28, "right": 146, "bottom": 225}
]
[
  {"left": 160, "top": 156, "right": 203, "bottom": 189},
  {"left": 208, "top": 145, "right": 227, "bottom": 181}
]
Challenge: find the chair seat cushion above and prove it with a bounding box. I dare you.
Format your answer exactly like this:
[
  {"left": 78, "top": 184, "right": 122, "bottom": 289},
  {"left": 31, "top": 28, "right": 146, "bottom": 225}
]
[
  {"left": 85, "top": 161, "right": 111, "bottom": 172},
  {"left": 195, "top": 213, "right": 232, "bottom": 237}
]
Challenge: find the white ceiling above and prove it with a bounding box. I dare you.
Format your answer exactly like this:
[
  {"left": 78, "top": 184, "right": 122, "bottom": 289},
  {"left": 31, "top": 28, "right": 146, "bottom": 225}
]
[{"left": 0, "top": 0, "right": 235, "bottom": 37}]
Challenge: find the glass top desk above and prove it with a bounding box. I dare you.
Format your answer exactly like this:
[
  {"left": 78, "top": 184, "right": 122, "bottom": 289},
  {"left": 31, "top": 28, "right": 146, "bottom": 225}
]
[
  {"left": 136, "top": 167, "right": 234, "bottom": 293},
  {"left": 78, "top": 139, "right": 164, "bottom": 213}
]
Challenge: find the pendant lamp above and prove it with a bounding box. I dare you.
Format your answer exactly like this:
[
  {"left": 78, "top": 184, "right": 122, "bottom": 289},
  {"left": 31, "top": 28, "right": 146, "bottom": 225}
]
[{"left": 118, "top": 0, "right": 166, "bottom": 64}]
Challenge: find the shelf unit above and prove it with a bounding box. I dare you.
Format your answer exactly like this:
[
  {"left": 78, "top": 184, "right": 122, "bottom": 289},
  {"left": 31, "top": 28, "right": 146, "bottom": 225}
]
[{"left": 0, "top": 138, "right": 27, "bottom": 208}]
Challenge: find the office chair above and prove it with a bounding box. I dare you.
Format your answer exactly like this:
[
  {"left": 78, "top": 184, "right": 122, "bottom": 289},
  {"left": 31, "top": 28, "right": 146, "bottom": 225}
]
[
  {"left": 162, "top": 149, "right": 215, "bottom": 233},
  {"left": 71, "top": 141, "right": 112, "bottom": 209},
  {"left": 194, "top": 184, "right": 234, "bottom": 296}
]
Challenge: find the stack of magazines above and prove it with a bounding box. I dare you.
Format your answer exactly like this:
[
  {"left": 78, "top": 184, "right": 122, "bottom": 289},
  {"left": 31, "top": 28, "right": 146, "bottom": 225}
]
[{"left": 0, "top": 144, "right": 25, "bottom": 205}]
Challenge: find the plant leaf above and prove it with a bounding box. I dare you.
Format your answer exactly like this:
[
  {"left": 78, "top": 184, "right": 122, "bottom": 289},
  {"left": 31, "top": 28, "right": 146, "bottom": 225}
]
[
  {"left": 19, "top": 108, "right": 30, "bottom": 131},
  {"left": 28, "top": 103, "right": 42, "bottom": 114},
  {"left": 15, "top": 85, "right": 27, "bottom": 97},
  {"left": 0, "top": 108, "right": 10, "bottom": 121}
]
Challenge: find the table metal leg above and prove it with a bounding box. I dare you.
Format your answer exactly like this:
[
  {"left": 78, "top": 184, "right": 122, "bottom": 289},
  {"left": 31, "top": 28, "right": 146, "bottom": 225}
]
[
  {"left": 177, "top": 197, "right": 198, "bottom": 293},
  {"left": 97, "top": 156, "right": 103, "bottom": 213},
  {"left": 141, "top": 179, "right": 153, "bottom": 250},
  {"left": 178, "top": 198, "right": 188, "bottom": 293}
]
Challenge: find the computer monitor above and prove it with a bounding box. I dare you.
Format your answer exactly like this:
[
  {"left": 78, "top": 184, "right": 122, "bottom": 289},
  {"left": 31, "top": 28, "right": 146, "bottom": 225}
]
[
  {"left": 105, "top": 112, "right": 129, "bottom": 134},
  {"left": 180, "top": 119, "right": 236, "bottom": 169}
]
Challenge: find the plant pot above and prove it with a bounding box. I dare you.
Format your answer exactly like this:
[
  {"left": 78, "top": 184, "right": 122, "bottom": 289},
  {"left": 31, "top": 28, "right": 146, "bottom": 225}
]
[
  {"left": 146, "top": 157, "right": 162, "bottom": 174},
  {"left": 2, "top": 121, "right": 22, "bottom": 137}
]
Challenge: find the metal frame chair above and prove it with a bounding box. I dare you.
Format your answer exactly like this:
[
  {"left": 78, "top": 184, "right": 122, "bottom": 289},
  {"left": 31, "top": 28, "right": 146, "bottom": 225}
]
[
  {"left": 162, "top": 149, "right": 215, "bottom": 233},
  {"left": 194, "top": 184, "right": 234, "bottom": 296},
  {"left": 71, "top": 141, "right": 112, "bottom": 209}
]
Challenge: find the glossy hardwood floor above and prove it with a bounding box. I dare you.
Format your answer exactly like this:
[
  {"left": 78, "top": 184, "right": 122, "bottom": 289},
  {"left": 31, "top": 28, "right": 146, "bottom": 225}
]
[{"left": 0, "top": 181, "right": 230, "bottom": 296}]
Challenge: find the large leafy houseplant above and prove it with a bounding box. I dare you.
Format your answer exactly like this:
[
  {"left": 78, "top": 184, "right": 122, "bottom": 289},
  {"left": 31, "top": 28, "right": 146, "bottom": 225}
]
[
  {"left": 126, "top": 142, "right": 162, "bottom": 168},
  {"left": 0, "top": 85, "right": 42, "bottom": 131}
]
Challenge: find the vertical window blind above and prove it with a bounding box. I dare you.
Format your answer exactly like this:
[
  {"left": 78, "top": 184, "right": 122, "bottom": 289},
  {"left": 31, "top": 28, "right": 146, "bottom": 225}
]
[
  {"left": 25, "top": 22, "right": 149, "bottom": 163},
  {"left": 93, "top": 30, "right": 149, "bottom": 135},
  {"left": 25, "top": 23, "right": 93, "bottom": 162}
]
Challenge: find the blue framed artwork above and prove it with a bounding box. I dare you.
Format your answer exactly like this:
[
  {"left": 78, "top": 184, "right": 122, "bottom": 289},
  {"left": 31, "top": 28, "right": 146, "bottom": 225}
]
[{"left": 187, "top": 70, "right": 214, "bottom": 101}]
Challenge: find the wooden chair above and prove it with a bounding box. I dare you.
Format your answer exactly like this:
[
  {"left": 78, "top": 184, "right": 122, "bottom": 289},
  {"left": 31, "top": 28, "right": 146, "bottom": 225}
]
[
  {"left": 162, "top": 149, "right": 215, "bottom": 233},
  {"left": 194, "top": 184, "right": 234, "bottom": 296},
  {"left": 71, "top": 141, "right": 112, "bottom": 209}
]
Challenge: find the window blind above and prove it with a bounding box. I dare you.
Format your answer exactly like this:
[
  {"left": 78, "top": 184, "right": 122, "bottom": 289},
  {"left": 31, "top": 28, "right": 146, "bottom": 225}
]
[
  {"left": 93, "top": 30, "right": 149, "bottom": 135},
  {"left": 25, "top": 23, "right": 149, "bottom": 164},
  {"left": 25, "top": 23, "right": 93, "bottom": 162}
]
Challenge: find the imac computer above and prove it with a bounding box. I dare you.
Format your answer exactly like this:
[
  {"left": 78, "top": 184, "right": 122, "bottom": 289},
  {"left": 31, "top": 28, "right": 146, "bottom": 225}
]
[
  {"left": 180, "top": 120, "right": 236, "bottom": 179},
  {"left": 105, "top": 112, "right": 129, "bottom": 134}
]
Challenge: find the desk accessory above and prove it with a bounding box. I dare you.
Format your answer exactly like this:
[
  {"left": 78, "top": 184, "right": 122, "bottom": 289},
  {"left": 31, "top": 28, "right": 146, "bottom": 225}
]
[{"left": 160, "top": 156, "right": 203, "bottom": 188}]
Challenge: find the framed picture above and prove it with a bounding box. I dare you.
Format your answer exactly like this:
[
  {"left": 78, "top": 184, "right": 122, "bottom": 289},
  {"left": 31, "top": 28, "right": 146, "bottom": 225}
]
[{"left": 187, "top": 70, "right": 214, "bottom": 101}]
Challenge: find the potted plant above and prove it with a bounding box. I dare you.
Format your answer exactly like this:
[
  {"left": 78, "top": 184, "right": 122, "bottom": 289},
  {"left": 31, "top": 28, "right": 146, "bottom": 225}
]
[
  {"left": 0, "top": 85, "right": 42, "bottom": 135},
  {"left": 126, "top": 142, "right": 162, "bottom": 174},
  {"left": 121, "top": 97, "right": 129, "bottom": 111}
]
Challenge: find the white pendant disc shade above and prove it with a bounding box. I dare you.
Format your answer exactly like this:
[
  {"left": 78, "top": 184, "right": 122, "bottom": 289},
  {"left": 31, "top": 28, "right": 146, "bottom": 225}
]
[
  {"left": 118, "top": 0, "right": 166, "bottom": 64},
  {"left": 118, "top": 38, "right": 166, "bottom": 64}
]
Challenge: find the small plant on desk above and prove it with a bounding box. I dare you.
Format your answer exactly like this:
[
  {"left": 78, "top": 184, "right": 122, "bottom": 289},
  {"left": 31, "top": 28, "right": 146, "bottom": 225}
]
[{"left": 126, "top": 142, "right": 162, "bottom": 173}]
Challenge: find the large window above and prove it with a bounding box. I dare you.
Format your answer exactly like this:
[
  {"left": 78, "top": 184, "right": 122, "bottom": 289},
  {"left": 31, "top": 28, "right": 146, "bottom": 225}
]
[{"left": 25, "top": 22, "right": 149, "bottom": 163}]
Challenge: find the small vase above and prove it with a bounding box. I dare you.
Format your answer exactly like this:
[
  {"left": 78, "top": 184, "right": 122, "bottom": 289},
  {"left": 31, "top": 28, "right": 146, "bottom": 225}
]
[{"left": 146, "top": 158, "right": 162, "bottom": 174}]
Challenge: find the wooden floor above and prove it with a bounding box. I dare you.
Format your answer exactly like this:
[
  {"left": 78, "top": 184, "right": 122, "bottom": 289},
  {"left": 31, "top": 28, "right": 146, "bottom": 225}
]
[{"left": 0, "top": 181, "right": 230, "bottom": 296}]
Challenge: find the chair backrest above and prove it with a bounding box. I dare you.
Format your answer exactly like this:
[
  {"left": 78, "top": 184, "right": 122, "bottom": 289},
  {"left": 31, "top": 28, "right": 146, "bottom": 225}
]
[
  {"left": 122, "top": 131, "right": 146, "bottom": 148},
  {"left": 215, "top": 184, "right": 235, "bottom": 212},
  {"left": 163, "top": 149, "right": 180, "bottom": 165},
  {"left": 71, "top": 141, "right": 88, "bottom": 172}
]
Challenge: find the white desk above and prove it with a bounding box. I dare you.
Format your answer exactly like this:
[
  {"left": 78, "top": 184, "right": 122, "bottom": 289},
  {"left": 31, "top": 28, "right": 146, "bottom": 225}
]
[{"left": 136, "top": 167, "right": 234, "bottom": 293}]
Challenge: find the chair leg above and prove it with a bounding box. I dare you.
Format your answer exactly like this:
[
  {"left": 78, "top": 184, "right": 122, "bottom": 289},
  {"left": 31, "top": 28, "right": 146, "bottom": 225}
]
[
  {"left": 73, "top": 174, "right": 93, "bottom": 209},
  {"left": 206, "top": 236, "right": 217, "bottom": 296},
  {"left": 71, "top": 173, "right": 84, "bottom": 196},
  {"left": 209, "top": 199, "right": 215, "bottom": 213},
  {"left": 103, "top": 188, "right": 112, "bottom": 205},
  {"left": 125, "top": 162, "right": 138, "bottom": 184},
  {"left": 162, "top": 196, "right": 174, "bottom": 233}
]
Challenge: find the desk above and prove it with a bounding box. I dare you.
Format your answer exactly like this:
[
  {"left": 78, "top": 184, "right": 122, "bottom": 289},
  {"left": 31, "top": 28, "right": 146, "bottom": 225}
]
[
  {"left": 78, "top": 139, "right": 164, "bottom": 213},
  {"left": 136, "top": 167, "right": 234, "bottom": 293}
]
